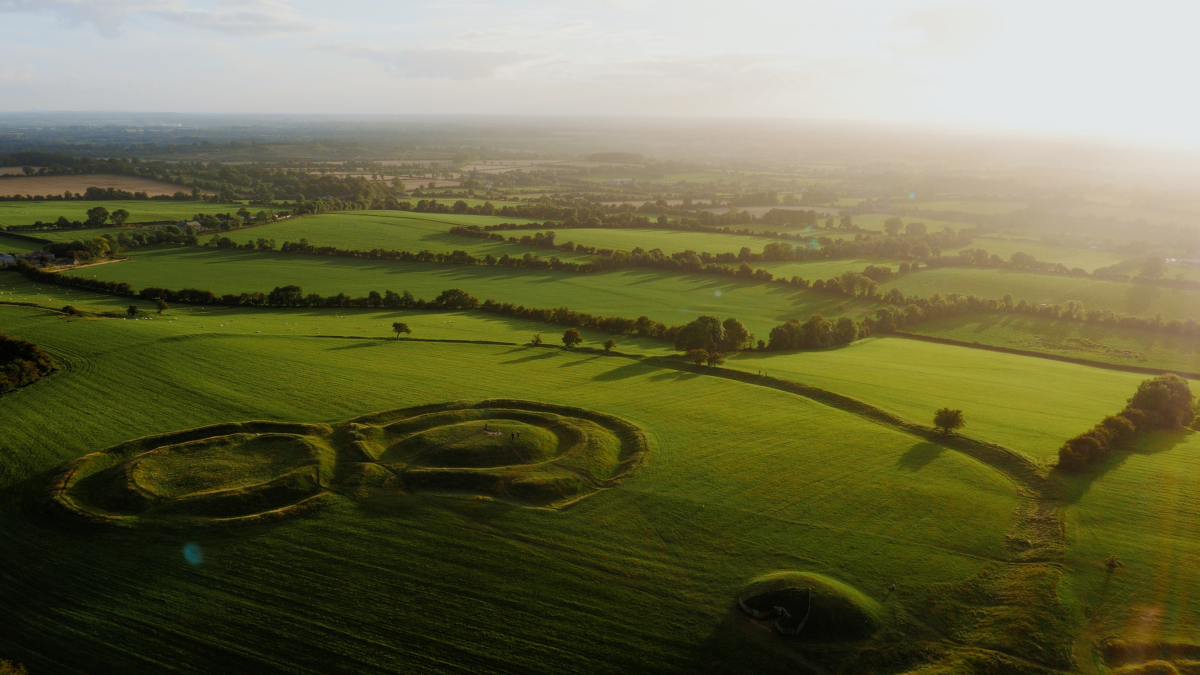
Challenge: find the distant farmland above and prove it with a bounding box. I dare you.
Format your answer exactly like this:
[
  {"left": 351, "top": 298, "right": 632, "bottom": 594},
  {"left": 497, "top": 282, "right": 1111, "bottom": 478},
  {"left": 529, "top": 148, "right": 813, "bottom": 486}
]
[{"left": 0, "top": 174, "right": 212, "bottom": 197}]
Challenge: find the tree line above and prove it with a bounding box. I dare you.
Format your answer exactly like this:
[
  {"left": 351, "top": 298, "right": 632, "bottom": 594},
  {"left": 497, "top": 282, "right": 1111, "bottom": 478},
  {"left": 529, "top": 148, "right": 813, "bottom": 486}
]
[
  {"left": 1057, "top": 375, "right": 1196, "bottom": 472},
  {"left": 0, "top": 333, "right": 54, "bottom": 396}
]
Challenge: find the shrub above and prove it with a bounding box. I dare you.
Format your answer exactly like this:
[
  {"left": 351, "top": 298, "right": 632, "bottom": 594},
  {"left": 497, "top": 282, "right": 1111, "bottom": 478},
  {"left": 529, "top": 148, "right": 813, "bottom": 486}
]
[
  {"left": 933, "top": 408, "right": 965, "bottom": 434},
  {"left": 562, "top": 329, "right": 582, "bottom": 349}
]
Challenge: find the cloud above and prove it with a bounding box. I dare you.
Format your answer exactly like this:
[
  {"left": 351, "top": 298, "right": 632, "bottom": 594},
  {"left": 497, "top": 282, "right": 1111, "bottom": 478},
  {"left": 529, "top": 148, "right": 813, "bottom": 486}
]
[
  {"left": 0, "top": 0, "right": 316, "bottom": 37},
  {"left": 311, "top": 44, "right": 554, "bottom": 80},
  {"left": 890, "top": 3, "right": 994, "bottom": 58}
]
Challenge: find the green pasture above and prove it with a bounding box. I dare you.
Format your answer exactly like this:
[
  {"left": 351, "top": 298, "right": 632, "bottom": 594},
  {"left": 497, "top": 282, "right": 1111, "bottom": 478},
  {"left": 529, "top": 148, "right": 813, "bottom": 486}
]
[
  {"left": 888, "top": 268, "right": 1200, "bottom": 321},
  {"left": 238, "top": 211, "right": 575, "bottom": 259},
  {"left": 0, "top": 200, "right": 289, "bottom": 229},
  {"left": 71, "top": 247, "right": 880, "bottom": 336},
  {"left": 0, "top": 273, "right": 672, "bottom": 352},
  {"left": 0, "top": 233, "right": 39, "bottom": 253},
  {"left": 908, "top": 313, "right": 1200, "bottom": 373},
  {"left": 0, "top": 305, "right": 1017, "bottom": 672},
  {"left": 946, "top": 236, "right": 1134, "bottom": 272},
  {"left": 1063, "top": 429, "right": 1200, "bottom": 650},
  {"left": 727, "top": 336, "right": 1150, "bottom": 462}
]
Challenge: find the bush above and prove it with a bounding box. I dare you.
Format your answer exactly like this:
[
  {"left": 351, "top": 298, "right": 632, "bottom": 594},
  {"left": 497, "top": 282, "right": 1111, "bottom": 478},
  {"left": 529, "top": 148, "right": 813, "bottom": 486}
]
[
  {"left": 0, "top": 333, "right": 54, "bottom": 396},
  {"left": 933, "top": 408, "right": 965, "bottom": 434}
]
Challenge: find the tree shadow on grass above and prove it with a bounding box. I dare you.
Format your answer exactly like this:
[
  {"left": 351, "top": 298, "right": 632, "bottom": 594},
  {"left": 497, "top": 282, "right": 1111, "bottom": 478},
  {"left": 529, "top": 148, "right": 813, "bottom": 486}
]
[
  {"left": 897, "top": 443, "right": 944, "bottom": 472},
  {"left": 499, "top": 349, "right": 560, "bottom": 365},
  {"left": 325, "top": 340, "right": 388, "bottom": 351},
  {"left": 592, "top": 360, "right": 659, "bottom": 382},
  {"left": 649, "top": 369, "right": 701, "bottom": 382},
  {"left": 1055, "top": 428, "right": 1193, "bottom": 505}
]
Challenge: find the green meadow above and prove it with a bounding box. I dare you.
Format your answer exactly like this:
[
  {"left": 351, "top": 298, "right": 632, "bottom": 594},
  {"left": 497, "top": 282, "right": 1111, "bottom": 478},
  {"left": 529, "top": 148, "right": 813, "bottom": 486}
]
[
  {"left": 728, "top": 336, "right": 1150, "bottom": 462},
  {"left": 0, "top": 304, "right": 1019, "bottom": 673},
  {"left": 888, "top": 267, "right": 1200, "bottom": 320},
  {"left": 73, "top": 247, "right": 880, "bottom": 336},
  {"left": 909, "top": 313, "right": 1200, "bottom": 373}
]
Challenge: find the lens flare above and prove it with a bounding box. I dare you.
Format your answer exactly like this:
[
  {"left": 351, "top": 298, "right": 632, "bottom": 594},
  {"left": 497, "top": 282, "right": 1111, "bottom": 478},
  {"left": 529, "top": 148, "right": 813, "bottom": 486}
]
[{"left": 183, "top": 542, "right": 204, "bottom": 565}]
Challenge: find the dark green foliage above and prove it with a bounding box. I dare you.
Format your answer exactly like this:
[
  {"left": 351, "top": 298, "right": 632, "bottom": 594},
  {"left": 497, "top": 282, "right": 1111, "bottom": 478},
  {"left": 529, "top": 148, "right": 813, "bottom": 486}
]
[
  {"left": 687, "top": 349, "right": 709, "bottom": 366},
  {"left": 674, "top": 315, "right": 724, "bottom": 352},
  {"left": 1058, "top": 375, "right": 1196, "bottom": 472},
  {"left": 0, "top": 333, "right": 54, "bottom": 395},
  {"left": 603, "top": 339, "right": 616, "bottom": 352},
  {"left": 392, "top": 322, "right": 411, "bottom": 338},
  {"left": 720, "top": 317, "right": 753, "bottom": 352},
  {"left": 767, "top": 314, "right": 863, "bottom": 351},
  {"left": 933, "top": 408, "right": 965, "bottom": 434},
  {"left": 562, "top": 329, "right": 582, "bottom": 349}
]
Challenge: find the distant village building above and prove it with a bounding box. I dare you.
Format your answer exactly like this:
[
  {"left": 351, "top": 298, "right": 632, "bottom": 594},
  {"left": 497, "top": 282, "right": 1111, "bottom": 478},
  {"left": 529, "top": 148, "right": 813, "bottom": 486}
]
[{"left": 0, "top": 253, "right": 14, "bottom": 267}]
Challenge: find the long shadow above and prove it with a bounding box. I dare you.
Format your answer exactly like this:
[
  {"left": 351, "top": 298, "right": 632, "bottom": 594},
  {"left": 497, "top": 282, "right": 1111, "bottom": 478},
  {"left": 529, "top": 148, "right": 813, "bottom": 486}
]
[
  {"left": 897, "top": 442, "right": 944, "bottom": 471},
  {"left": 1055, "top": 428, "right": 1193, "bottom": 505},
  {"left": 592, "top": 360, "right": 659, "bottom": 382},
  {"left": 325, "top": 340, "right": 387, "bottom": 351},
  {"left": 498, "top": 350, "right": 560, "bottom": 365}
]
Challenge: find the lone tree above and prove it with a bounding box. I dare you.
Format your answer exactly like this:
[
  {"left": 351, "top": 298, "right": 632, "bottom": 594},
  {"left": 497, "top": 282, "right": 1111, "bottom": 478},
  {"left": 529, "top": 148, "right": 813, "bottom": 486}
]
[
  {"left": 687, "top": 348, "right": 709, "bottom": 366},
  {"left": 155, "top": 299, "right": 169, "bottom": 315},
  {"left": 126, "top": 305, "right": 140, "bottom": 318},
  {"left": 603, "top": 338, "right": 617, "bottom": 353},
  {"left": 531, "top": 333, "right": 543, "bottom": 346},
  {"left": 562, "top": 329, "right": 582, "bottom": 349},
  {"left": 934, "top": 408, "right": 965, "bottom": 435},
  {"left": 392, "top": 322, "right": 411, "bottom": 339}
]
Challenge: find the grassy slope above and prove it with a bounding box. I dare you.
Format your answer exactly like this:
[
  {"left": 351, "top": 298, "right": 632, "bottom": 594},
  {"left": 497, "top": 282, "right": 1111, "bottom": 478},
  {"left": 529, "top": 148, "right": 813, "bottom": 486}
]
[
  {"left": 953, "top": 236, "right": 1132, "bottom": 272},
  {"left": 888, "top": 268, "right": 1200, "bottom": 321},
  {"left": 0, "top": 306, "right": 1016, "bottom": 673},
  {"left": 0, "top": 201, "right": 288, "bottom": 228},
  {"left": 0, "top": 233, "right": 39, "bottom": 253},
  {"left": 726, "top": 336, "right": 1150, "bottom": 463},
  {"left": 1063, "top": 429, "right": 1200, "bottom": 648},
  {"left": 907, "top": 313, "right": 1200, "bottom": 373},
  {"left": 71, "top": 248, "right": 880, "bottom": 336}
]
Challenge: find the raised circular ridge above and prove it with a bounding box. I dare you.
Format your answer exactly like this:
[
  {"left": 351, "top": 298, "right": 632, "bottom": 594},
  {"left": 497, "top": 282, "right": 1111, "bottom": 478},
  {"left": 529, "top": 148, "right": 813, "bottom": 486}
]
[{"left": 46, "top": 400, "right": 649, "bottom": 527}]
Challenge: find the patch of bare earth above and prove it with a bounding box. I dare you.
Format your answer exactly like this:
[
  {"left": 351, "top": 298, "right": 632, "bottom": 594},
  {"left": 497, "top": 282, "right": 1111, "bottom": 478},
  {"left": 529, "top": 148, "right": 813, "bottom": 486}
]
[{"left": 0, "top": 174, "right": 211, "bottom": 197}]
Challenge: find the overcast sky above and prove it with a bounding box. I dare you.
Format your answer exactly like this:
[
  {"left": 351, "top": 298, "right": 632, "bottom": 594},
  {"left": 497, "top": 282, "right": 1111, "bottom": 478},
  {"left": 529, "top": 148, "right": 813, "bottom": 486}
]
[{"left": 0, "top": 0, "right": 1196, "bottom": 145}]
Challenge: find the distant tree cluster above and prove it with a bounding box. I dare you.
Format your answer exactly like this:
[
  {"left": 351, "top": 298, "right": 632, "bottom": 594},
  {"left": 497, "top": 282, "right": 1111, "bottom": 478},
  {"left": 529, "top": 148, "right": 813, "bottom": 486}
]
[
  {"left": 0, "top": 333, "right": 54, "bottom": 396},
  {"left": 766, "top": 315, "right": 863, "bottom": 350},
  {"left": 673, "top": 316, "right": 754, "bottom": 353},
  {"left": 1057, "top": 375, "right": 1196, "bottom": 473}
]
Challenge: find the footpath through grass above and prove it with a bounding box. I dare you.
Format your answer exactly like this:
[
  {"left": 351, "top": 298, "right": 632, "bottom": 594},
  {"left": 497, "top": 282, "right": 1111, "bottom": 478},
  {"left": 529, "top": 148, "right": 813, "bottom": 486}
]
[{"left": 0, "top": 306, "right": 1017, "bottom": 673}]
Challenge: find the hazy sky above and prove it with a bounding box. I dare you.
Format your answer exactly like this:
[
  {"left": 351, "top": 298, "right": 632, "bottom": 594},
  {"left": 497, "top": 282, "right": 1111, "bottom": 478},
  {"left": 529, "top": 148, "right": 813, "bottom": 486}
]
[{"left": 0, "top": 0, "right": 1196, "bottom": 144}]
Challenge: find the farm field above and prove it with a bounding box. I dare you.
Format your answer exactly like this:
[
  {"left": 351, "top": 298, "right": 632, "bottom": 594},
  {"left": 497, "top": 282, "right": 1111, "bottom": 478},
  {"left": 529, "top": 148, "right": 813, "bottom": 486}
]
[
  {"left": 726, "top": 336, "right": 1150, "bottom": 462},
  {"left": 0, "top": 233, "right": 39, "bottom": 253},
  {"left": 1063, "top": 430, "right": 1200, "bottom": 654},
  {"left": 902, "top": 200, "right": 1028, "bottom": 215},
  {"left": 947, "top": 236, "right": 1134, "bottom": 272},
  {"left": 0, "top": 200, "right": 289, "bottom": 229},
  {"left": 0, "top": 174, "right": 213, "bottom": 197},
  {"left": 73, "top": 247, "right": 880, "bottom": 336},
  {"left": 907, "top": 313, "right": 1200, "bottom": 373},
  {"left": 238, "top": 211, "right": 574, "bottom": 259},
  {"left": 887, "top": 268, "right": 1200, "bottom": 321},
  {"left": 0, "top": 305, "right": 1021, "bottom": 673},
  {"left": 0, "top": 273, "right": 673, "bottom": 351}
]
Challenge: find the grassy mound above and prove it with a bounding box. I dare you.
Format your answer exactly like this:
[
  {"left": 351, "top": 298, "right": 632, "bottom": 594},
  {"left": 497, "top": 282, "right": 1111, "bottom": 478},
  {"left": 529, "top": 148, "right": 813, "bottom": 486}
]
[
  {"left": 738, "top": 571, "right": 884, "bottom": 641},
  {"left": 47, "top": 399, "right": 649, "bottom": 525}
]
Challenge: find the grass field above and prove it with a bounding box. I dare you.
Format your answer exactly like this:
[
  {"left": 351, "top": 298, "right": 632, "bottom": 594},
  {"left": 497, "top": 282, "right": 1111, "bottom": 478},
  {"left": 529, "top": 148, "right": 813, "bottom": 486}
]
[
  {"left": 237, "top": 211, "right": 576, "bottom": 259},
  {"left": 888, "top": 268, "right": 1200, "bottom": 321},
  {"left": 70, "top": 247, "right": 880, "bottom": 336},
  {"left": 947, "top": 236, "right": 1134, "bottom": 272},
  {"left": 0, "top": 200, "right": 289, "bottom": 229},
  {"left": 1063, "top": 429, "right": 1200, "bottom": 661},
  {"left": 908, "top": 313, "right": 1200, "bottom": 373},
  {"left": 0, "top": 233, "right": 40, "bottom": 253},
  {"left": 0, "top": 304, "right": 1020, "bottom": 673},
  {"left": 727, "top": 336, "right": 1150, "bottom": 462}
]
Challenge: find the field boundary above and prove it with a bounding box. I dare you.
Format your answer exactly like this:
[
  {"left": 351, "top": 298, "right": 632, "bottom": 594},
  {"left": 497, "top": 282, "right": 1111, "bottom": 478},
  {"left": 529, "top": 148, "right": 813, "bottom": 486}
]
[
  {"left": 642, "top": 355, "right": 1053, "bottom": 496},
  {"left": 893, "top": 330, "right": 1200, "bottom": 379}
]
